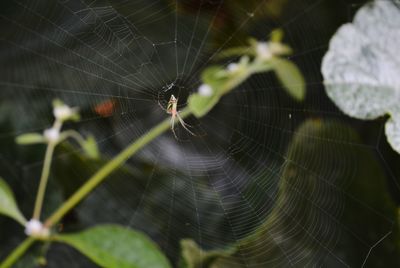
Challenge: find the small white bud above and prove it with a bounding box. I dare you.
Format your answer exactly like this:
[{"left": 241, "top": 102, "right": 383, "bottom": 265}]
[
  {"left": 53, "top": 105, "right": 74, "bottom": 121},
  {"left": 198, "top": 84, "right": 213, "bottom": 97},
  {"left": 25, "top": 219, "right": 50, "bottom": 238},
  {"left": 44, "top": 128, "right": 60, "bottom": 143},
  {"left": 227, "top": 63, "right": 239, "bottom": 72},
  {"left": 256, "top": 42, "right": 272, "bottom": 60}
]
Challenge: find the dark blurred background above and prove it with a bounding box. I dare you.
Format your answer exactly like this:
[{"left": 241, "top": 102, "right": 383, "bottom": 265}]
[{"left": 1, "top": 0, "right": 399, "bottom": 267}]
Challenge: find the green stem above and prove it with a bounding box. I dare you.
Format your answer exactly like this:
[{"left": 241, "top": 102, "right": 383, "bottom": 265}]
[
  {"left": 1, "top": 47, "right": 296, "bottom": 266},
  {"left": 0, "top": 238, "right": 35, "bottom": 268},
  {"left": 60, "top": 130, "right": 86, "bottom": 145},
  {"left": 33, "top": 142, "right": 56, "bottom": 220},
  {"left": 0, "top": 108, "right": 191, "bottom": 267},
  {"left": 33, "top": 119, "right": 63, "bottom": 220},
  {"left": 45, "top": 108, "right": 192, "bottom": 227}
]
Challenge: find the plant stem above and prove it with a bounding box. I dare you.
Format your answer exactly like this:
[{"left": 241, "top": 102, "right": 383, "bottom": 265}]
[
  {"left": 0, "top": 108, "right": 192, "bottom": 267},
  {"left": 33, "top": 142, "right": 56, "bottom": 220},
  {"left": 60, "top": 130, "right": 86, "bottom": 145},
  {"left": 45, "top": 108, "right": 192, "bottom": 227},
  {"left": 0, "top": 238, "right": 35, "bottom": 268}
]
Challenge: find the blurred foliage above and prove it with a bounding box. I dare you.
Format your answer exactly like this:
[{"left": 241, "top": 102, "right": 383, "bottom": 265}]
[
  {"left": 179, "top": 239, "right": 233, "bottom": 268},
  {"left": 1, "top": 0, "right": 400, "bottom": 267},
  {"left": 180, "top": 119, "right": 400, "bottom": 267},
  {"left": 189, "top": 32, "right": 305, "bottom": 118}
]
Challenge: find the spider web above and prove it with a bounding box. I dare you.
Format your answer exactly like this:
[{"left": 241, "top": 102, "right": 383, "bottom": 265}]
[{"left": 0, "top": 0, "right": 398, "bottom": 267}]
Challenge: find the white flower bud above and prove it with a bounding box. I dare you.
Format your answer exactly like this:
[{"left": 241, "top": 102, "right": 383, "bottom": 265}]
[
  {"left": 256, "top": 42, "right": 272, "bottom": 60},
  {"left": 198, "top": 84, "right": 213, "bottom": 97},
  {"left": 25, "top": 219, "right": 50, "bottom": 238},
  {"left": 53, "top": 105, "right": 74, "bottom": 121},
  {"left": 227, "top": 63, "right": 239, "bottom": 72},
  {"left": 44, "top": 128, "right": 60, "bottom": 143}
]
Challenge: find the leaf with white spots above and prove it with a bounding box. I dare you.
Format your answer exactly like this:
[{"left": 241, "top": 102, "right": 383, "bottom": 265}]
[{"left": 322, "top": 0, "right": 400, "bottom": 153}]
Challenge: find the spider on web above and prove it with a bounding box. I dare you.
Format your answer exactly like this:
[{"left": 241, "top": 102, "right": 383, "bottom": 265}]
[{"left": 158, "top": 94, "right": 195, "bottom": 139}]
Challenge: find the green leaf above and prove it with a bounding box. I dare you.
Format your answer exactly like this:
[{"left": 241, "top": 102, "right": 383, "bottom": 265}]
[
  {"left": 54, "top": 224, "right": 171, "bottom": 268},
  {"left": 249, "top": 61, "right": 274, "bottom": 74},
  {"left": 69, "top": 113, "right": 81, "bottom": 122},
  {"left": 247, "top": 37, "right": 259, "bottom": 47},
  {"left": 188, "top": 66, "right": 233, "bottom": 118},
  {"left": 201, "top": 66, "right": 229, "bottom": 92},
  {"left": 179, "top": 239, "right": 233, "bottom": 268},
  {"left": 270, "top": 28, "right": 283, "bottom": 43},
  {"left": 188, "top": 93, "right": 221, "bottom": 118},
  {"left": 190, "top": 61, "right": 254, "bottom": 118},
  {"left": 0, "top": 177, "right": 26, "bottom": 225},
  {"left": 82, "top": 135, "right": 99, "bottom": 159},
  {"left": 15, "top": 133, "right": 45, "bottom": 145},
  {"left": 52, "top": 98, "right": 65, "bottom": 108},
  {"left": 216, "top": 47, "right": 253, "bottom": 60},
  {"left": 271, "top": 58, "right": 305, "bottom": 101}
]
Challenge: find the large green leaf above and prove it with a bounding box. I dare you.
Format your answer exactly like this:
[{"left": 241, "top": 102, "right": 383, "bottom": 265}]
[
  {"left": 322, "top": 0, "right": 400, "bottom": 153},
  {"left": 271, "top": 57, "right": 305, "bottom": 101},
  {"left": 54, "top": 224, "right": 171, "bottom": 268},
  {"left": 0, "top": 177, "right": 26, "bottom": 225}
]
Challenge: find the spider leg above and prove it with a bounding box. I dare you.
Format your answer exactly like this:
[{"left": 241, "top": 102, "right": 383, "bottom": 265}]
[
  {"left": 157, "top": 91, "right": 171, "bottom": 113},
  {"left": 157, "top": 98, "right": 168, "bottom": 112},
  {"left": 177, "top": 113, "right": 196, "bottom": 136},
  {"left": 176, "top": 113, "right": 193, "bottom": 128},
  {"left": 170, "top": 114, "right": 178, "bottom": 139}
]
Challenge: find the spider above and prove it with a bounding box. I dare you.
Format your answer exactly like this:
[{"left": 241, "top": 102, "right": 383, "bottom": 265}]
[{"left": 160, "top": 95, "right": 195, "bottom": 139}]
